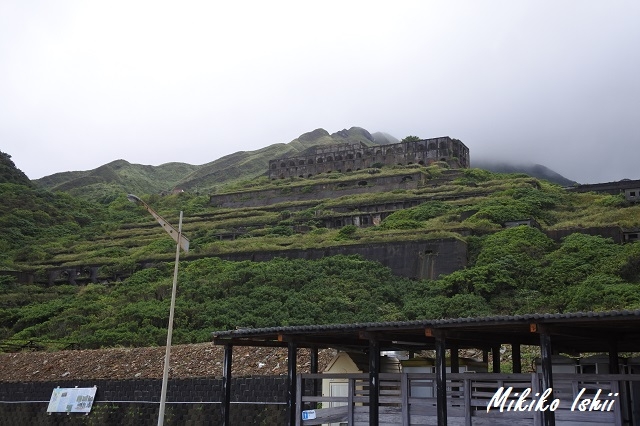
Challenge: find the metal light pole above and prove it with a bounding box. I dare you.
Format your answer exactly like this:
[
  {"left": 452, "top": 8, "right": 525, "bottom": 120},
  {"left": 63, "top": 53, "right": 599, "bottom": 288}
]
[{"left": 127, "top": 194, "right": 189, "bottom": 426}]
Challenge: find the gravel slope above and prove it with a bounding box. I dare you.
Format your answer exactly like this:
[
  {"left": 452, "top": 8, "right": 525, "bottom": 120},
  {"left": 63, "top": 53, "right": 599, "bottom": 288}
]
[{"left": 0, "top": 343, "right": 336, "bottom": 382}]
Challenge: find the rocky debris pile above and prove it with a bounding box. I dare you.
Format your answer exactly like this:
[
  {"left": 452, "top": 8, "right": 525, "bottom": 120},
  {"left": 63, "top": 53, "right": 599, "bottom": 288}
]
[{"left": 0, "top": 343, "right": 336, "bottom": 382}]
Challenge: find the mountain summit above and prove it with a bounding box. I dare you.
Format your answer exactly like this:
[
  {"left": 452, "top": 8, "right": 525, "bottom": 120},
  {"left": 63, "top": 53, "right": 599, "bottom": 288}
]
[{"left": 33, "top": 128, "right": 575, "bottom": 200}]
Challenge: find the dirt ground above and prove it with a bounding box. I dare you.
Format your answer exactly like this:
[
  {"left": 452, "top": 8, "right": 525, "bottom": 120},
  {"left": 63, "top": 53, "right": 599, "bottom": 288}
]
[{"left": 0, "top": 343, "right": 337, "bottom": 382}]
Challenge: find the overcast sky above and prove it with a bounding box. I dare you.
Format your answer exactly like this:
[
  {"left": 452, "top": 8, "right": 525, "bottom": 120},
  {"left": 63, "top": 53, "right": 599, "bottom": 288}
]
[{"left": 1, "top": 1, "right": 638, "bottom": 184}]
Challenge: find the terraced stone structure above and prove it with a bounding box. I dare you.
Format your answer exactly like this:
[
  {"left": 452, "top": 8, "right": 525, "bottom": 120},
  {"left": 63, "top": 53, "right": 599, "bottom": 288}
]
[{"left": 268, "top": 136, "right": 470, "bottom": 180}]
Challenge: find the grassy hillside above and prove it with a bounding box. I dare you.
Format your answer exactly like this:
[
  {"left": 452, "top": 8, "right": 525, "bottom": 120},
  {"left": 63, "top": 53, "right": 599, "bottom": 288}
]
[
  {"left": 3, "top": 144, "right": 640, "bottom": 351},
  {"left": 34, "top": 127, "right": 381, "bottom": 199},
  {"left": 11, "top": 164, "right": 640, "bottom": 272},
  {"left": 0, "top": 151, "right": 31, "bottom": 187}
]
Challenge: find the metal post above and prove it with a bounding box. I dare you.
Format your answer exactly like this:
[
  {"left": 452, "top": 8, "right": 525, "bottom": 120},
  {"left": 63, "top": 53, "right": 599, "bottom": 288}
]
[
  {"left": 310, "top": 346, "right": 319, "bottom": 409},
  {"left": 287, "top": 342, "right": 297, "bottom": 426},
  {"left": 126, "top": 196, "right": 189, "bottom": 426},
  {"left": 157, "top": 211, "right": 183, "bottom": 426},
  {"left": 221, "top": 344, "right": 233, "bottom": 426},
  {"left": 369, "top": 338, "right": 380, "bottom": 426}
]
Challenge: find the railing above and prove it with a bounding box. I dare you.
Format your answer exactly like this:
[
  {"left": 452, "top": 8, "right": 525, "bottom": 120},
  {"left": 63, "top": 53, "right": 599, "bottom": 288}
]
[{"left": 296, "top": 372, "right": 640, "bottom": 426}]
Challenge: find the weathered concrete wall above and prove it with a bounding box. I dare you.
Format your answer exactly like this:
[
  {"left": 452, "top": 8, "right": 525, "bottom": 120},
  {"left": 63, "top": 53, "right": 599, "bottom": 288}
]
[
  {"left": 0, "top": 270, "right": 33, "bottom": 284},
  {"left": 544, "top": 226, "right": 624, "bottom": 244},
  {"left": 36, "top": 239, "right": 467, "bottom": 285},
  {"left": 47, "top": 266, "right": 100, "bottom": 286},
  {"left": 268, "top": 137, "right": 470, "bottom": 179},
  {"left": 210, "top": 171, "right": 428, "bottom": 208},
  {"left": 566, "top": 179, "right": 640, "bottom": 195},
  {"left": 214, "top": 238, "right": 468, "bottom": 280}
]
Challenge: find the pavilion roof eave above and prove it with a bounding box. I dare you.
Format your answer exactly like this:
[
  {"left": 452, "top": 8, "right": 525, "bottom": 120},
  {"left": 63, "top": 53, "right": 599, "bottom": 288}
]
[{"left": 211, "top": 309, "right": 640, "bottom": 353}]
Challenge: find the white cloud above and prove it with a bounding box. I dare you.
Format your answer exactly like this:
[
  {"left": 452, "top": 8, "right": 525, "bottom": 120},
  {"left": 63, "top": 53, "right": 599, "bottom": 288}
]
[{"left": 1, "top": 1, "right": 639, "bottom": 183}]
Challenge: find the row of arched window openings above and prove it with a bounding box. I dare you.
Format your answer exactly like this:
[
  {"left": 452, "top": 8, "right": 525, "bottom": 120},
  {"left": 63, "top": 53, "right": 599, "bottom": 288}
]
[{"left": 273, "top": 143, "right": 463, "bottom": 169}]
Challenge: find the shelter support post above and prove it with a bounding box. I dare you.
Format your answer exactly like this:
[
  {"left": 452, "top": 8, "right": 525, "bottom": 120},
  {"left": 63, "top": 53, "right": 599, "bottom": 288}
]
[
  {"left": 435, "top": 333, "right": 447, "bottom": 426},
  {"left": 609, "top": 340, "right": 620, "bottom": 374},
  {"left": 492, "top": 345, "right": 501, "bottom": 373},
  {"left": 450, "top": 342, "right": 459, "bottom": 373},
  {"left": 537, "top": 324, "right": 555, "bottom": 426},
  {"left": 369, "top": 337, "right": 380, "bottom": 426},
  {"left": 512, "top": 343, "right": 521, "bottom": 373},
  {"left": 221, "top": 343, "right": 232, "bottom": 426}
]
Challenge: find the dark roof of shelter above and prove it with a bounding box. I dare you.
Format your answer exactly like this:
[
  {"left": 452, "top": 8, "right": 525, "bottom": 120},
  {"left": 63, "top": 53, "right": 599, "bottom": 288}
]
[{"left": 212, "top": 310, "right": 640, "bottom": 353}]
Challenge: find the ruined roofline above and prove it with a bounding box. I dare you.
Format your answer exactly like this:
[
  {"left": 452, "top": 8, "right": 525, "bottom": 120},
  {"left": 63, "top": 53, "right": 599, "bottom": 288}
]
[
  {"left": 272, "top": 136, "right": 460, "bottom": 163},
  {"left": 268, "top": 136, "right": 470, "bottom": 180}
]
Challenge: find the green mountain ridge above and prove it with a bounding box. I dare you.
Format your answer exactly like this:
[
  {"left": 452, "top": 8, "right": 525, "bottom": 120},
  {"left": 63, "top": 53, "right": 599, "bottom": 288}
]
[
  {"left": 33, "top": 127, "right": 576, "bottom": 199},
  {"left": 34, "top": 127, "right": 382, "bottom": 199}
]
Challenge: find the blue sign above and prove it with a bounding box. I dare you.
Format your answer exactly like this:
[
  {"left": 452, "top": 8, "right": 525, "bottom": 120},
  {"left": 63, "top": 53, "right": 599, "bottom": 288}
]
[{"left": 301, "top": 409, "right": 317, "bottom": 420}]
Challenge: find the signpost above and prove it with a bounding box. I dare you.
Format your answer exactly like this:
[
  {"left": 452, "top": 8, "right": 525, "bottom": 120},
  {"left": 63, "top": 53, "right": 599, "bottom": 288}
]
[{"left": 47, "top": 387, "right": 97, "bottom": 414}]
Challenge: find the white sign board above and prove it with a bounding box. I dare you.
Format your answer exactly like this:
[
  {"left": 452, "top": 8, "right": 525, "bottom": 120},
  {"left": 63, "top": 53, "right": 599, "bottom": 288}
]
[{"left": 47, "top": 387, "right": 97, "bottom": 414}]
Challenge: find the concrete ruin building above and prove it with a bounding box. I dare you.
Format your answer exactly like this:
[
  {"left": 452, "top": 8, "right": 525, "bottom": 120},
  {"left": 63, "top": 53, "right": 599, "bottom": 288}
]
[{"left": 268, "top": 136, "right": 470, "bottom": 180}]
